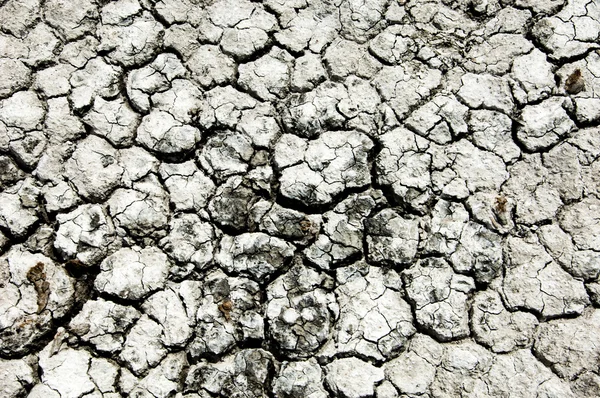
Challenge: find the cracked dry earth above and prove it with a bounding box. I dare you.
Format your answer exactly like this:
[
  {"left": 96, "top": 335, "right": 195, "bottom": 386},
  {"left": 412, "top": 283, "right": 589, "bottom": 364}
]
[{"left": 1, "top": 0, "right": 600, "bottom": 398}]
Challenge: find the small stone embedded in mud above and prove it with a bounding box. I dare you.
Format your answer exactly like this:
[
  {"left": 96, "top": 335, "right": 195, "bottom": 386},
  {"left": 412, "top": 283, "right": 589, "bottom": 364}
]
[
  {"left": 26, "top": 262, "right": 50, "bottom": 313},
  {"left": 565, "top": 68, "right": 585, "bottom": 94}
]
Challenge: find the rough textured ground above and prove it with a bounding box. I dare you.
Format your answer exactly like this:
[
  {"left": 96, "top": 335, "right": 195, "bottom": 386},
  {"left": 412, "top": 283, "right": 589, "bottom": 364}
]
[{"left": 1, "top": 0, "right": 600, "bottom": 397}]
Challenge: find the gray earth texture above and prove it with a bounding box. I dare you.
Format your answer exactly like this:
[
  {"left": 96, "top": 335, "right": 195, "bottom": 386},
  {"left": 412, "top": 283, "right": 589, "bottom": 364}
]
[{"left": 1, "top": 0, "right": 600, "bottom": 397}]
